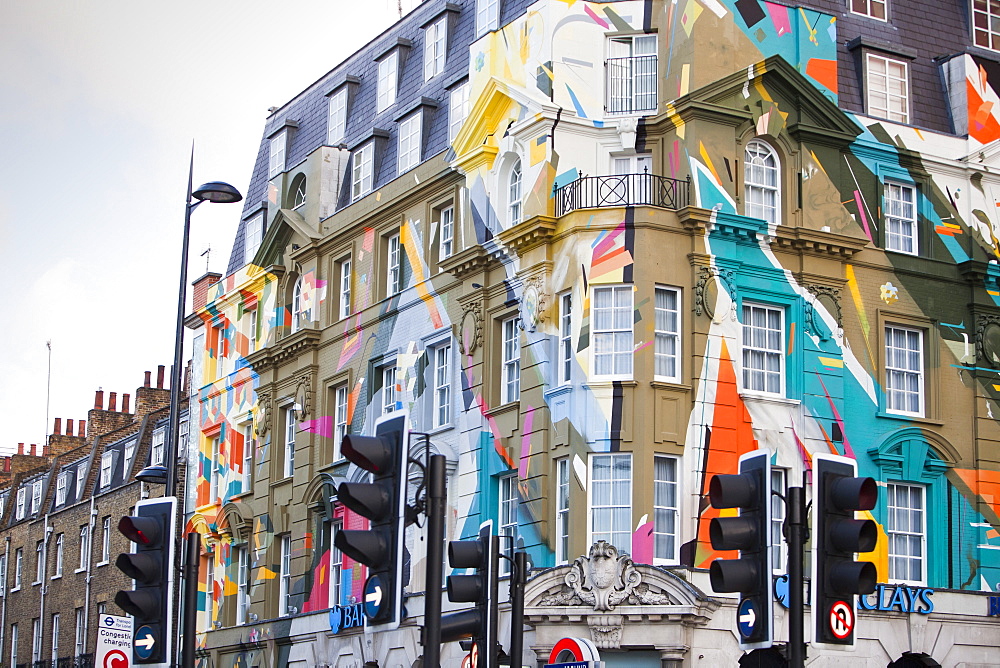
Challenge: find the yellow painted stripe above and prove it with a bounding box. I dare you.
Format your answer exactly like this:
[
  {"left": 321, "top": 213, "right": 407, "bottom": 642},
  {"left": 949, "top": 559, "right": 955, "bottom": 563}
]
[
  {"left": 846, "top": 264, "right": 876, "bottom": 371},
  {"left": 818, "top": 356, "right": 844, "bottom": 367}
]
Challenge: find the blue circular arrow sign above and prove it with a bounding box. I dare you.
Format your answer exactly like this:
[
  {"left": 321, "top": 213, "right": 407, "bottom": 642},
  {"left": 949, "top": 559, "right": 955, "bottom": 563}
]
[
  {"left": 364, "top": 574, "right": 386, "bottom": 620},
  {"left": 737, "top": 598, "right": 758, "bottom": 638},
  {"left": 134, "top": 625, "right": 157, "bottom": 660}
]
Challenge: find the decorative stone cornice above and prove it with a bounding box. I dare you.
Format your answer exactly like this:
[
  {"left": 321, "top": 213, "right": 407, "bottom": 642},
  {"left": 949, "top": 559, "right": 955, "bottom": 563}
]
[
  {"left": 771, "top": 226, "right": 870, "bottom": 259},
  {"left": 246, "top": 327, "right": 321, "bottom": 372},
  {"left": 497, "top": 216, "right": 558, "bottom": 256},
  {"left": 439, "top": 243, "right": 507, "bottom": 279}
]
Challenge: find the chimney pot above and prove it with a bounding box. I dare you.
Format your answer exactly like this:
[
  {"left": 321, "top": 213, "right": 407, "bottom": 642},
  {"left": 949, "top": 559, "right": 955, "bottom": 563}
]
[
  {"left": 43, "top": 444, "right": 50, "bottom": 456},
  {"left": 29, "top": 444, "right": 36, "bottom": 456},
  {"left": 3, "top": 457, "right": 9, "bottom": 472},
  {"left": 94, "top": 390, "right": 104, "bottom": 410},
  {"left": 17, "top": 443, "right": 23, "bottom": 455},
  {"left": 79, "top": 421, "right": 87, "bottom": 437},
  {"left": 157, "top": 365, "right": 165, "bottom": 389},
  {"left": 123, "top": 393, "right": 131, "bottom": 413},
  {"left": 66, "top": 419, "right": 74, "bottom": 437},
  {"left": 144, "top": 371, "right": 152, "bottom": 388},
  {"left": 53, "top": 417, "right": 62, "bottom": 435},
  {"left": 109, "top": 392, "right": 117, "bottom": 411}
]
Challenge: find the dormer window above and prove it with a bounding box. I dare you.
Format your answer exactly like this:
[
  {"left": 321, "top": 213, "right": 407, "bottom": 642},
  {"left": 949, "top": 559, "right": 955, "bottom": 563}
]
[
  {"left": 377, "top": 52, "right": 398, "bottom": 113},
  {"left": 328, "top": 88, "right": 348, "bottom": 145},
  {"left": 425, "top": 16, "right": 447, "bottom": 80},
  {"left": 476, "top": 0, "right": 499, "bottom": 35},
  {"left": 244, "top": 214, "right": 263, "bottom": 266},
  {"left": 507, "top": 159, "right": 522, "bottom": 228},
  {"left": 398, "top": 112, "right": 422, "bottom": 174},
  {"left": 352, "top": 142, "right": 375, "bottom": 201},
  {"left": 269, "top": 131, "right": 287, "bottom": 178}
]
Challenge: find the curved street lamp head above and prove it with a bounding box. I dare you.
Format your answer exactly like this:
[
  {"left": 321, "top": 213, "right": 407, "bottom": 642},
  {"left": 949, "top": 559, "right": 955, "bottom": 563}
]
[{"left": 192, "top": 181, "right": 243, "bottom": 204}]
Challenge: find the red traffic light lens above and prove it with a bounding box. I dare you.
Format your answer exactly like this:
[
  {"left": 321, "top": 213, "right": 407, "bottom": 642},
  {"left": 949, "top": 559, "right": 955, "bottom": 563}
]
[{"left": 118, "top": 516, "right": 160, "bottom": 546}]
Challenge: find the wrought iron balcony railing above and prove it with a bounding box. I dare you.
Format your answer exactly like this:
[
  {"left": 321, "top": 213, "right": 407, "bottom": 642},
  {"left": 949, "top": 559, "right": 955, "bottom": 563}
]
[{"left": 554, "top": 172, "right": 690, "bottom": 217}]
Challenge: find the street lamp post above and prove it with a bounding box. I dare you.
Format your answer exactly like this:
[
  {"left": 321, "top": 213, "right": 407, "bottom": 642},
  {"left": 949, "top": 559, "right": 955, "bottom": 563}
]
[{"left": 166, "top": 150, "right": 242, "bottom": 668}]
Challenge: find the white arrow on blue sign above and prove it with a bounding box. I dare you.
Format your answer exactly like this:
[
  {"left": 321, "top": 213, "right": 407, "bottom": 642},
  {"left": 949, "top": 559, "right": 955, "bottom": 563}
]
[
  {"left": 134, "top": 625, "right": 156, "bottom": 660},
  {"left": 737, "top": 598, "right": 758, "bottom": 638}
]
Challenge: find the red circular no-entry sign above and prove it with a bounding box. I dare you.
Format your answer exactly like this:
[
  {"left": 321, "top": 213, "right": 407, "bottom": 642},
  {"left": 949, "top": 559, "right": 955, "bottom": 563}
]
[{"left": 829, "top": 600, "right": 854, "bottom": 639}]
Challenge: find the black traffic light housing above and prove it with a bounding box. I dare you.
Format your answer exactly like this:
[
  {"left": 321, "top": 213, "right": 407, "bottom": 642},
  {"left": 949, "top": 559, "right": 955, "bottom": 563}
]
[
  {"left": 812, "top": 453, "right": 878, "bottom": 649},
  {"left": 114, "top": 496, "right": 176, "bottom": 664},
  {"left": 441, "top": 522, "right": 499, "bottom": 668},
  {"left": 708, "top": 449, "right": 773, "bottom": 650},
  {"left": 333, "top": 413, "right": 408, "bottom": 630}
]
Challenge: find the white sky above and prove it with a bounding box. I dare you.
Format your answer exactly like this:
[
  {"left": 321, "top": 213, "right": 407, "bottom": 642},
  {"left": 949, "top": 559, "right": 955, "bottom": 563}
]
[{"left": 0, "top": 1, "right": 408, "bottom": 456}]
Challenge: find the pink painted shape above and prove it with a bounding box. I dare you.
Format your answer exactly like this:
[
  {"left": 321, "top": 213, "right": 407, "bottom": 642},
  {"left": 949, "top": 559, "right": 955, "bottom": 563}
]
[
  {"left": 816, "top": 375, "right": 856, "bottom": 460},
  {"left": 299, "top": 416, "right": 334, "bottom": 438},
  {"left": 584, "top": 3, "right": 609, "bottom": 28},
  {"left": 853, "top": 191, "right": 873, "bottom": 241},
  {"left": 518, "top": 407, "right": 535, "bottom": 480},
  {"left": 765, "top": 1, "right": 792, "bottom": 36},
  {"left": 362, "top": 227, "right": 376, "bottom": 253},
  {"left": 632, "top": 521, "right": 654, "bottom": 564},
  {"left": 592, "top": 220, "right": 625, "bottom": 258}
]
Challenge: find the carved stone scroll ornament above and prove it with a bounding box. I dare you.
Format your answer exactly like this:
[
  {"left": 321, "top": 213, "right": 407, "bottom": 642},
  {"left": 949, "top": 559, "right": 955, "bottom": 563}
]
[
  {"left": 694, "top": 266, "right": 736, "bottom": 322},
  {"left": 294, "top": 376, "right": 312, "bottom": 421},
  {"left": 519, "top": 275, "right": 548, "bottom": 333},
  {"left": 457, "top": 302, "right": 483, "bottom": 355},
  {"left": 564, "top": 541, "right": 641, "bottom": 611},
  {"left": 254, "top": 392, "right": 272, "bottom": 437},
  {"left": 976, "top": 314, "right": 1000, "bottom": 367},
  {"left": 804, "top": 285, "right": 843, "bottom": 339}
]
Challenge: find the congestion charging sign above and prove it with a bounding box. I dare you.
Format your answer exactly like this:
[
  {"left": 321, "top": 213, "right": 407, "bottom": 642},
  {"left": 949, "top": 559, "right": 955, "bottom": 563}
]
[{"left": 96, "top": 614, "right": 133, "bottom": 668}]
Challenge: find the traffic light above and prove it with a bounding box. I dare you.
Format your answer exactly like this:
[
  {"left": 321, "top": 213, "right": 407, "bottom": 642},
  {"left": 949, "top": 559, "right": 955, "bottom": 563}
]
[
  {"left": 812, "top": 453, "right": 877, "bottom": 648},
  {"left": 441, "top": 522, "right": 499, "bottom": 668},
  {"left": 114, "top": 496, "right": 176, "bottom": 664},
  {"left": 708, "top": 449, "right": 772, "bottom": 650},
  {"left": 333, "top": 412, "right": 408, "bottom": 630}
]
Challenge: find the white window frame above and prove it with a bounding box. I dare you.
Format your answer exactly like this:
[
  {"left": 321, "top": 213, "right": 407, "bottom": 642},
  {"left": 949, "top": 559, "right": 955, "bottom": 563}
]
[
  {"left": 885, "top": 325, "right": 924, "bottom": 416},
  {"left": 284, "top": 407, "right": 296, "bottom": 479},
  {"left": 32, "top": 617, "right": 41, "bottom": 663},
  {"left": 653, "top": 455, "right": 679, "bottom": 564},
  {"left": 248, "top": 308, "right": 258, "bottom": 353},
  {"left": 388, "top": 233, "right": 402, "bottom": 294},
  {"left": 291, "top": 174, "right": 307, "bottom": 209},
  {"left": 433, "top": 344, "right": 452, "bottom": 428},
  {"left": 279, "top": 535, "right": 292, "bottom": 616},
  {"left": 398, "top": 112, "right": 422, "bottom": 174},
  {"left": 101, "top": 516, "right": 111, "bottom": 564},
  {"left": 974, "top": 0, "right": 1000, "bottom": 50},
  {"left": 499, "top": 474, "right": 518, "bottom": 576},
  {"left": 0, "top": 553, "right": 6, "bottom": 596},
  {"left": 35, "top": 540, "right": 43, "bottom": 584},
  {"left": 51, "top": 612, "right": 59, "bottom": 661},
  {"left": 476, "top": 0, "right": 499, "bottom": 35},
  {"left": 884, "top": 181, "right": 917, "bottom": 254},
  {"left": 352, "top": 142, "right": 374, "bottom": 201},
  {"left": 100, "top": 451, "right": 113, "bottom": 489},
  {"left": 53, "top": 533, "right": 63, "bottom": 578},
  {"left": 78, "top": 525, "right": 89, "bottom": 571},
  {"left": 377, "top": 51, "right": 398, "bottom": 113},
  {"left": 236, "top": 546, "right": 250, "bottom": 625},
  {"left": 269, "top": 131, "right": 287, "bottom": 179},
  {"left": 334, "top": 385, "right": 349, "bottom": 461},
  {"left": 654, "top": 286, "right": 681, "bottom": 382},
  {"left": 744, "top": 139, "right": 780, "bottom": 225},
  {"left": 741, "top": 302, "right": 784, "bottom": 396},
  {"left": 151, "top": 429, "right": 165, "bottom": 467},
  {"left": 338, "top": 257, "right": 352, "bottom": 320},
  {"left": 592, "top": 285, "right": 634, "bottom": 379},
  {"left": 558, "top": 292, "right": 573, "bottom": 385},
  {"left": 606, "top": 34, "right": 658, "bottom": 114},
  {"left": 556, "top": 458, "right": 570, "bottom": 564},
  {"left": 244, "top": 214, "right": 264, "bottom": 265},
  {"left": 866, "top": 53, "right": 909, "bottom": 124},
  {"left": 204, "top": 550, "right": 215, "bottom": 631},
  {"left": 507, "top": 159, "right": 522, "bottom": 228},
  {"left": 10, "top": 622, "right": 16, "bottom": 667},
  {"left": 851, "top": 0, "right": 886, "bottom": 20},
  {"left": 76, "top": 462, "right": 87, "bottom": 497},
  {"left": 588, "top": 453, "right": 632, "bottom": 553},
  {"left": 123, "top": 439, "right": 136, "bottom": 477},
  {"left": 887, "top": 482, "right": 926, "bottom": 584},
  {"left": 75, "top": 608, "right": 85, "bottom": 657},
  {"left": 291, "top": 277, "right": 305, "bottom": 334},
  {"left": 425, "top": 16, "right": 447, "bottom": 80},
  {"left": 329, "top": 520, "right": 344, "bottom": 608},
  {"left": 242, "top": 423, "right": 254, "bottom": 493},
  {"left": 14, "top": 548, "right": 23, "bottom": 591},
  {"left": 30, "top": 480, "right": 41, "bottom": 514},
  {"left": 501, "top": 317, "right": 521, "bottom": 404},
  {"left": 439, "top": 205, "right": 454, "bottom": 259},
  {"left": 56, "top": 471, "right": 67, "bottom": 507},
  {"left": 771, "top": 468, "right": 787, "bottom": 573},
  {"left": 209, "top": 436, "right": 220, "bottom": 503},
  {"left": 328, "top": 88, "right": 348, "bottom": 145},
  {"left": 382, "top": 365, "right": 398, "bottom": 415},
  {"left": 449, "top": 82, "right": 470, "bottom": 142},
  {"left": 15, "top": 488, "right": 25, "bottom": 520}
]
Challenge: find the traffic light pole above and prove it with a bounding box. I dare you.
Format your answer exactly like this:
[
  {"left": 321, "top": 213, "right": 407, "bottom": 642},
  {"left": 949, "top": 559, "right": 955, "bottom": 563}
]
[
  {"left": 787, "top": 485, "right": 805, "bottom": 668},
  {"left": 509, "top": 551, "right": 527, "bottom": 668},
  {"left": 423, "top": 454, "right": 446, "bottom": 668},
  {"left": 182, "top": 532, "right": 200, "bottom": 668}
]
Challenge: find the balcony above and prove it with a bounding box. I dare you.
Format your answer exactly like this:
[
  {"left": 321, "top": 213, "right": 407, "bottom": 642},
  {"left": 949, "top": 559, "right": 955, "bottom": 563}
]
[{"left": 554, "top": 172, "right": 690, "bottom": 217}]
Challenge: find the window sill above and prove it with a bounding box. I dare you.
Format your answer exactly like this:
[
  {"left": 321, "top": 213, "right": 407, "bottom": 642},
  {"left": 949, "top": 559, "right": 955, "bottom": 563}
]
[
  {"left": 50, "top": 574, "right": 62, "bottom": 581},
  {"left": 739, "top": 392, "right": 800, "bottom": 406},
  {"left": 650, "top": 380, "right": 691, "bottom": 391},
  {"left": 583, "top": 380, "right": 639, "bottom": 389},
  {"left": 74, "top": 568, "right": 86, "bottom": 575},
  {"left": 9, "top": 587, "right": 19, "bottom": 594},
  {"left": 485, "top": 401, "right": 519, "bottom": 419},
  {"left": 96, "top": 561, "right": 108, "bottom": 568},
  {"left": 426, "top": 423, "right": 454, "bottom": 437},
  {"left": 544, "top": 384, "right": 573, "bottom": 400},
  {"left": 876, "top": 410, "right": 943, "bottom": 426},
  {"left": 32, "top": 581, "right": 41, "bottom": 587}
]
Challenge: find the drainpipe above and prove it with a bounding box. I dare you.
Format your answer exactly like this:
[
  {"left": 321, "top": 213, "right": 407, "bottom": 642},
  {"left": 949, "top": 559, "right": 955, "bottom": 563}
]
[
  {"left": 41, "top": 514, "right": 52, "bottom": 661},
  {"left": 1, "top": 536, "right": 9, "bottom": 654},
  {"left": 83, "top": 496, "right": 97, "bottom": 656}
]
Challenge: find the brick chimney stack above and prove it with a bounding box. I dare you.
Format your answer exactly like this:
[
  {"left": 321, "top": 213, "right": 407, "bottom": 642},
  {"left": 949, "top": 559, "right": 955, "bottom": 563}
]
[{"left": 192, "top": 272, "right": 223, "bottom": 311}]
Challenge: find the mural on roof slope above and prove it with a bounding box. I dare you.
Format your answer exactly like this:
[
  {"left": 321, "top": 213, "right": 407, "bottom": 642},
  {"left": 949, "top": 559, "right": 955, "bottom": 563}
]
[{"left": 191, "top": 0, "right": 1000, "bottom": 638}]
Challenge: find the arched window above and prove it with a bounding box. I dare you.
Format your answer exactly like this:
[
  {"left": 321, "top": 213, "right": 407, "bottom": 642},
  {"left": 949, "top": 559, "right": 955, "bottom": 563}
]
[
  {"left": 290, "top": 174, "right": 307, "bottom": 208},
  {"left": 291, "top": 277, "right": 304, "bottom": 333},
  {"left": 744, "top": 140, "right": 779, "bottom": 224},
  {"left": 507, "top": 159, "right": 522, "bottom": 228}
]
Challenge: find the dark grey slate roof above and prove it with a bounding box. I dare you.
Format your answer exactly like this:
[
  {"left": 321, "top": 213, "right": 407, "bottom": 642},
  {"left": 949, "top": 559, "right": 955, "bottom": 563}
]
[{"left": 227, "top": 0, "right": 536, "bottom": 276}]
